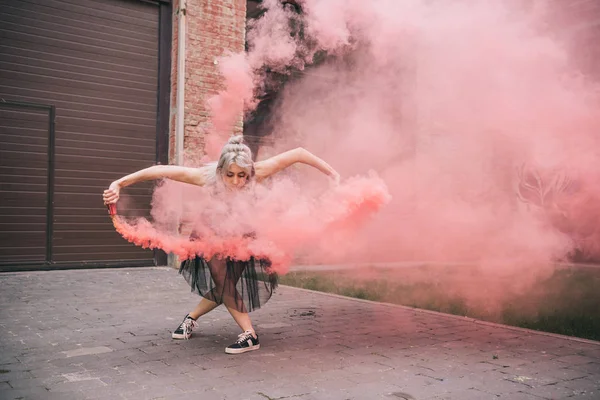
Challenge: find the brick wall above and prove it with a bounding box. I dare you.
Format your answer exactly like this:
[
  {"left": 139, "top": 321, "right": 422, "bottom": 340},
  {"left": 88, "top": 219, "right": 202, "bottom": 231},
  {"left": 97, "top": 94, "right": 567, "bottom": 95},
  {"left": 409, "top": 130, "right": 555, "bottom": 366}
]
[{"left": 169, "top": 0, "right": 247, "bottom": 166}]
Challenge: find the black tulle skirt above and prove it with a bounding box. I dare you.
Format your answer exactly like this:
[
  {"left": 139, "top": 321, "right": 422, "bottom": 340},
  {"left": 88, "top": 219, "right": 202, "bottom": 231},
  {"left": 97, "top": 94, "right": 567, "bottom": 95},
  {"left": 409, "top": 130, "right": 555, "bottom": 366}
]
[{"left": 179, "top": 256, "right": 278, "bottom": 313}]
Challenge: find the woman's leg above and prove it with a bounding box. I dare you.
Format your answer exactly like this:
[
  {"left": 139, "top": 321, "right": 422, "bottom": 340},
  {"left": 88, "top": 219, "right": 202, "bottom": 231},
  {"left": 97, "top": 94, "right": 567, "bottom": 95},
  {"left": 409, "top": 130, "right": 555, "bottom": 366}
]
[
  {"left": 188, "top": 297, "right": 219, "bottom": 320},
  {"left": 225, "top": 305, "right": 256, "bottom": 337},
  {"left": 218, "top": 259, "right": 260, "bottom": 353},
  {"left": 224, "top": 305, "right": 260, "bottom": 354},
  {"left": 173, "top": 257, "right": 223, "bottom": 340}
]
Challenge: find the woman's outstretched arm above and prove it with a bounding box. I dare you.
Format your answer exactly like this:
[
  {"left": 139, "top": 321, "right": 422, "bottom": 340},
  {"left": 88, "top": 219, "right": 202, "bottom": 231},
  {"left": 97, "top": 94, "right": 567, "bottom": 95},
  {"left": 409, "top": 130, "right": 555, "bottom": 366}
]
[
  {"left": 254, "top": 148, "right": 340, "bottom": 184},
  {"left": 102, "top": 165, "right": 207, "bottom": 204}
]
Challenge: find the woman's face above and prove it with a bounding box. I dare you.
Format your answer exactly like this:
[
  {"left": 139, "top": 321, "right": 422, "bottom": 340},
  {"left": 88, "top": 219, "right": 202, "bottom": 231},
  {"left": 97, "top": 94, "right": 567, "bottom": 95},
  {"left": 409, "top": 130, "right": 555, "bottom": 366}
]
[{"left": 222, "top": 163, "right": 249, "bottom": 190}]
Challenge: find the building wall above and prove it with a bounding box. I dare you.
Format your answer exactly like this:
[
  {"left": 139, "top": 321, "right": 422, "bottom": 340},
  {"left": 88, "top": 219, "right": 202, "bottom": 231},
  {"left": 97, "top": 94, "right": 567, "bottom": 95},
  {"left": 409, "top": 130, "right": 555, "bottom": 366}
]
[{"left": 169, "top": 0, "right": 247, "bottom": 166}]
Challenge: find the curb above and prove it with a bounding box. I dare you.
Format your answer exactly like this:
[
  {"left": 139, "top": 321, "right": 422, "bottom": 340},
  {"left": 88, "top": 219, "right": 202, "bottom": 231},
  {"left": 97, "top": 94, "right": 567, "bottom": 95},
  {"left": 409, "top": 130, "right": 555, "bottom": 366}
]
[{"left": 280, "top": 284, "right": 600, "bottom": 347}]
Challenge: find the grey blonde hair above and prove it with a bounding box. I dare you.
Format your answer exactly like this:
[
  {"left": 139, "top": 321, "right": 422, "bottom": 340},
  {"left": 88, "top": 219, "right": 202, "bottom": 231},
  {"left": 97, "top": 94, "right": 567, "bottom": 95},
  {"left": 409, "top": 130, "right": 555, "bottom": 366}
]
[{"left": 199, "top": 135, "right": 254, "bottom": 187}]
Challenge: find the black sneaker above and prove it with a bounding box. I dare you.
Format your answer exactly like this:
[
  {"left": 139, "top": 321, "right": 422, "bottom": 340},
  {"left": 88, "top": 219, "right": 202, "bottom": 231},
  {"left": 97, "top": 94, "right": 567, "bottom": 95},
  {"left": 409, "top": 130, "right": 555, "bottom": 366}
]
[
  {"left": 225, "top": 330, "right": 260, "bottom": 354},
  {"left": 172, "top": 314, "right": 198, "bottom": 340}
]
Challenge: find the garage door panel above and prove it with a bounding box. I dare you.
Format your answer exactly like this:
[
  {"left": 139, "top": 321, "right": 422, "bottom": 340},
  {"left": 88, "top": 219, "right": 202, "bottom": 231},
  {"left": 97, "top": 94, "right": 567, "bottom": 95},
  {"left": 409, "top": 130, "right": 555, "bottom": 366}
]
[
  {"left": 53, "top": 222, "right": 118, "bottom": 232},
  {"left": 0, "top": 61, "right": 157, "bottom": 93},
  {"left": 6, "top": 0, "right": 157, "bottom": 35},
  {"left": 53, "top": 168, "right": 145, "bottom": 180},
  {"left": 0, "top": 40, "right": 156, "bottom": 78},
  {"left": 52, "top": 231, "right": 138, "bottom": 247},
  {"left": 1, "top": 159, "right": 48, "bottom": 171},
  {"left": 23, "top": 0, "right": 159, "bottom": 29},
  {"left": 0, "top": 231, "right": 46, "bottom": 247},
  {"left": 55, "top": 155, "right": 154, "bottom": 171},
  {"left": 0, "top": 127, "right": 47, "bottom": 142},
  {"left": 56, "top": 138, "right": 154, "bottom": 156},
  {"left": 52, "top": 250, "right": 154, "bottom": 263},
  {"left": 1, "top": 4, "right": 157, "bottom": 47},
  {"left": 0, "top": 222, "right": 47, "bottom": 232},
  {"left": 0, "top": 246, "right": 46, "bottom": 258},
  {"left": 0, "top": 70, "right": 156, "bottom": 102},
  {"left": 0, "top": 0, "right": 161, "bottom": 267},
  {"left": 0, "top": 108, "right": 49, "bottom": 123},
  {"left": 54, "top": 108, "right": 157, "bottom": 128},
  {"left": 0, "top": 177, "right": 47, "bottom": 188},
  {"left": 0, "top": 34, "right": 157, "bottom": 75},
  {"left": 56, "top": 116, "right": 156, "bottom": 134},
  {"left": 57, "top": 146, "right": 155, "bottom": 163},
  {"left": 53, "top": 192, "right": 151, "bottom": 207},
  {"left": 0, "top": 78, "right": 156, "bottom": 108},
  {"left": 0, "top": 29, "right": 158, "bottom": 69},
  {"left": 52, "top": 170, "right": 149, "bottom": 183},
  {"left": 0, "top": 132, "right": 47, "bottom": 146},
  {"left": 0, "top": 182, "right": 47, "bottom": 193},
  {"left": 0, "top": 205, "right": 46, "bottom": 216},
  {"left": 53, "top": 206, "right": 148, "bottom": 218},
  {"left": 57, "top": 123, "right": 156, "bottom": 143},
  {"left": 0, "top": 215, "right": 46, "bottom": 224},
  {"left": 54, "top": 183, "right": 152, "bottom": 196},
  {"left": 52, "top": 243, "right": 152, "bottom": 255},
  {"left": 0, "top": 191, "right": 47, "bottom": 208},
  {"left": 0, "top": 141, "right": 47, "bottom": 155},
  {"left": 0, "top": 253, "right": 46, "bottom": 262},
  {"left": 54, "top": 178, "right": 154, "bottom": 191},
  {"left": 62, "top": 0, "right": 159, "bottom": 20},
  {"left": 0, "top": 118, "right": 49, "bottom": 134},
  {"left": 0, "top": 166, "right": 47, "bottom": 178},
  {"left": 56, "top": 215, "right": 113, "bottom": 224},
  {"left": 0, "top": 102, "right": 49, "bottom": 263},
  {"left": 0, "top": 151, "right": 47, "bottom": 168},
  {"left": 0, "top": 85, "right": 156, "bottom": 118}
]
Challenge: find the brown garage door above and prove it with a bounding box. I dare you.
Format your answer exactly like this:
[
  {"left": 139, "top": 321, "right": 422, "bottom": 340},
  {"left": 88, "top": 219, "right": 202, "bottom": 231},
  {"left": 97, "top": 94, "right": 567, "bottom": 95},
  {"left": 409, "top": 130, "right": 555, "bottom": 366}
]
[
  {"left": 0, "top": 102, "right": 53, "bottom": 264},
  {"left": 0, "top": 0, "right": 171, "bottom": 270}
]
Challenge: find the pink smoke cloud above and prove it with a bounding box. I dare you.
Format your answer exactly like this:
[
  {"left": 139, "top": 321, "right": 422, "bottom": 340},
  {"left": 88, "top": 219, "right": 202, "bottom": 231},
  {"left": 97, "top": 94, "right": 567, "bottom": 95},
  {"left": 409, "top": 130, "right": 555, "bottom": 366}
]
[{"left": 115, "top": 0, "right": 600, "bottom": 281}]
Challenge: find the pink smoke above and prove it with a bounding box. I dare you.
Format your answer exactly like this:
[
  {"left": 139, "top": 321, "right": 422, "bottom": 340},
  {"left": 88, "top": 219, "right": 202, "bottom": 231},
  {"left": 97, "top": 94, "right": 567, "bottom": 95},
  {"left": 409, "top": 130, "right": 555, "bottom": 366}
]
[
  {"left": 113, "top": 0, "right": 600, "bottom": 279},
  {"left": 235, "top": 0, "right": 600, "bottom": 266},
  {"left": 204, "top": 0, "right": 308, "bottom": 159},
  {"left": 113, "top": 175, "right": 390, "bottom": 274},
  {"left": 204, "top": 53, "right": 256, "bottom": 160}
]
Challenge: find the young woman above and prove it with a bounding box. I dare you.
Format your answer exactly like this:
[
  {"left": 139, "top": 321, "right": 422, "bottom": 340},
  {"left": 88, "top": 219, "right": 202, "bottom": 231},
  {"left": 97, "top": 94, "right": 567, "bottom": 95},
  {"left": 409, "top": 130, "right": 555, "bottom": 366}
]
[{"left": 102, "top": 135, "right": 340, "bottom": 354}]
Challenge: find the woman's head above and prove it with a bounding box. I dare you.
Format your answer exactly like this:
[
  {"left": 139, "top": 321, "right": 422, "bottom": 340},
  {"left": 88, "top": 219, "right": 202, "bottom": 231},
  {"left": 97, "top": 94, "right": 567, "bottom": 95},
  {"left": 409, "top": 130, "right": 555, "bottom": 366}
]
[{"left": 216, "top": 135, "right": 254, "bottom": 190}]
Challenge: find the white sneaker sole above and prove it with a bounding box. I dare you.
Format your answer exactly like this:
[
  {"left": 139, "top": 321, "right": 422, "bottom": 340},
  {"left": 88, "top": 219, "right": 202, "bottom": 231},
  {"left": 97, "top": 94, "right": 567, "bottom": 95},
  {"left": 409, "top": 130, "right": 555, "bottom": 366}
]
[
  {"left": 225, "top": 344, "right": 260, "bottom": 354},
  {"left": 172, "top": 332, "right": 191, "bottom": 340}
]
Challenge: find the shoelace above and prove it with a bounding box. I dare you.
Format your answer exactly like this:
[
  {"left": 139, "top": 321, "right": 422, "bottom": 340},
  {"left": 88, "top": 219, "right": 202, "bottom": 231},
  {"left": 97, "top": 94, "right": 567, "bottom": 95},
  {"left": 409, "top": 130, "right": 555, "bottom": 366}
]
[
  {"left": 180, "top": 318, "right": 198, "bottom": 338},
  {"left": 235, "top": 330, "right": 255, "bottom": 344}
]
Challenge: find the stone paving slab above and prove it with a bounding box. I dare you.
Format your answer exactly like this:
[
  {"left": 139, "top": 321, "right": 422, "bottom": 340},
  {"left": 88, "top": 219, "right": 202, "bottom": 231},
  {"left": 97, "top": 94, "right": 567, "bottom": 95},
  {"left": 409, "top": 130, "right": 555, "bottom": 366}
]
[{"left": 0, "top": 267, "right": 599, "bottom": 400}]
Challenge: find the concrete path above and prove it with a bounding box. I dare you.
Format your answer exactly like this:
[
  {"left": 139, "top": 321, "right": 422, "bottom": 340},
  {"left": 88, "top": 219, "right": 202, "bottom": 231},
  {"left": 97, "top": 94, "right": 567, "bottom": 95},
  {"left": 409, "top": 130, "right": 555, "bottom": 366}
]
[{"left": 0, "top": 267, "right": 598, "bottom": 400}]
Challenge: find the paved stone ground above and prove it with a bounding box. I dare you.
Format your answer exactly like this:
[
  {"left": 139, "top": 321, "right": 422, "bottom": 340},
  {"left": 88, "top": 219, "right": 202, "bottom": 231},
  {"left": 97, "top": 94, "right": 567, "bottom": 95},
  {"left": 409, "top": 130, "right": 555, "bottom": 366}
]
[{"left": 0, "top": 267, "right": 599, "bottom": 400}]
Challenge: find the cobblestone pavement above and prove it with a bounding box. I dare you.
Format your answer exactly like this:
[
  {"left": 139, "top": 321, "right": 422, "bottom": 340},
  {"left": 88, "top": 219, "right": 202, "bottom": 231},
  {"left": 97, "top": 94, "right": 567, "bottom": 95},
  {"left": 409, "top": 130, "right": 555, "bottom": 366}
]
[{"left": 0, "top": 267, "right": 598, "bottom": 399}]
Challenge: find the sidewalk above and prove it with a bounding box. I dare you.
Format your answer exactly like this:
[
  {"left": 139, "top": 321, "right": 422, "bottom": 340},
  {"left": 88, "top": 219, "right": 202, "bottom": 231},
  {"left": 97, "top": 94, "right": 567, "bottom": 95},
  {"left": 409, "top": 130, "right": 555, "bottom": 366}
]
[{"left": 0, "top": 267, "right": 598, "bottom": 400}]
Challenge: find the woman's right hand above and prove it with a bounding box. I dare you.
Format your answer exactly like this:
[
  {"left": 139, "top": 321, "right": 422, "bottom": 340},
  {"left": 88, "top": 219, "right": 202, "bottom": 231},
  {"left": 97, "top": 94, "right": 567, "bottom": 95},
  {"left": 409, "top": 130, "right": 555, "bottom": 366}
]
[{"left": 103, "top": 181, "right": 121, "bottom": 205}]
